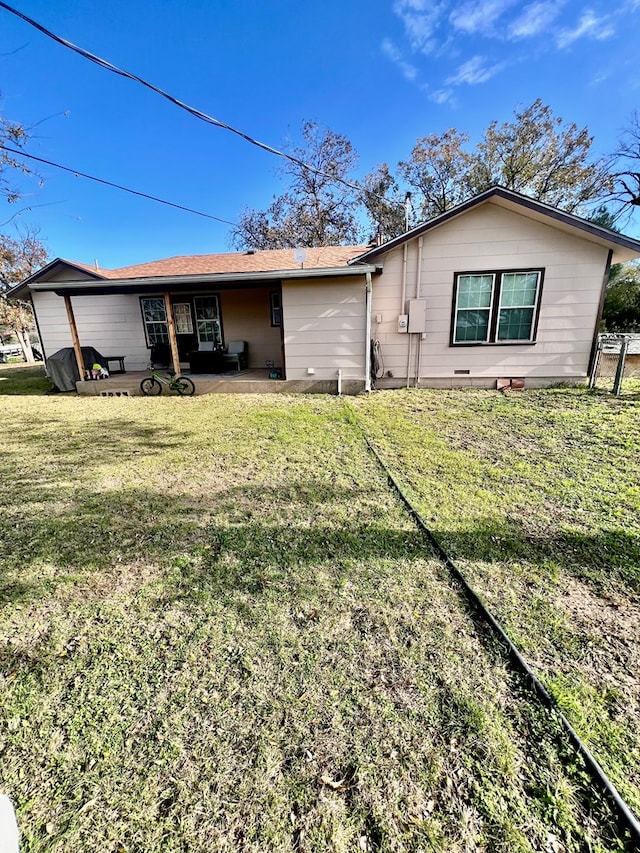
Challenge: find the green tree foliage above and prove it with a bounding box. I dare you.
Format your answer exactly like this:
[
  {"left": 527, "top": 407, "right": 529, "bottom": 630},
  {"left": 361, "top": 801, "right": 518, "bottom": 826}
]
[
  {"left": 362, "top": 100, "right": 611, "bottom": 239},
  {"left": 602, "top": 263, "right": 640, "bottom": 331},
  {"left": 0, "top": 228, "right": 48, "bottom": 361},
  {"left": 398, "top": 128, "right": 474, "bottom": 220},
  {"left": 231, "top": 122, "right": 361, "bottom": 250},
  {"left": 233, "top": 103, "right": 614, "bottom": 249},
  {"left": 468, "top": 99, "right": 610, "bottom": 211},
  {"left": 361, "top": 163, "right": 407, "bottom": 244},
  {"left": 588, "top": 206, "right": 640, "bottom": 330}
]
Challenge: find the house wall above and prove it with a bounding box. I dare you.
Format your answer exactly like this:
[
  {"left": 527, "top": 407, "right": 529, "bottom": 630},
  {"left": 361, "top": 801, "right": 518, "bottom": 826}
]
[
  {"left": 282, "top": 275, "right": 366, "bottom": 382},
  {"left": 370, "top": 202, "right": 610, "bottom": 387},
  {"left": 219, "top": 288, "right": 282, "bottom": 369},
  {"left": 33, "top": 286, "right": 284, "bottom": 372},
  {"left": 32, "top": 291, "right": 150, "bottom": 369}
]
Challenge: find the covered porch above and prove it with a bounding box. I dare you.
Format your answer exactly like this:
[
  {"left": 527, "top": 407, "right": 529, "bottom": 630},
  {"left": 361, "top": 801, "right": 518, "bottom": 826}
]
[{"left": 76, "top": 368, "right": 364, "bottom": 396}]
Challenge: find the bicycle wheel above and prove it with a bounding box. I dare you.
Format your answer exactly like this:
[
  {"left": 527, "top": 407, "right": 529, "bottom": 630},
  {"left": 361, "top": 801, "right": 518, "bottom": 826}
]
[
  {"left": 140, "top": 377, "right": 162, "bottom": 396},
  {"left": 174, "top": 377, "right": 195, "bottom": 396}
]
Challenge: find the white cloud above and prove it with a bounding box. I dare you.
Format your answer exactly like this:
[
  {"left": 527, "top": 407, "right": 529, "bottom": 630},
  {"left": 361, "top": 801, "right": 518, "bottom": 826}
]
[
  {"left": 392, "top": 0, "right": 447, "bottom": 53},
  {"left": 557, "top": 10, "right": 615, "bottom": 48},
  {"left": 446, "top": 55, "right": 504, "bottom": 84},
  {"left": 381, "top": 38, "right": 419, "bottom": 80},
  {"left": 507, "top": 1, "right": 562, "bottom": 38},
  {"left": 449, "top": 0, "right": 517, "bottom": 34},
  {"left": 429, "top": 87, "right": 455, "bottom": 104}
]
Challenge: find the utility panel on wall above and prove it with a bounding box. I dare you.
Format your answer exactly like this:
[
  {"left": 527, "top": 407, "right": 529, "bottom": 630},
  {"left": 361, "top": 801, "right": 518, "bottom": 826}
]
[{"left": 408, "top": 299, "right": 427, "bottom": 333}]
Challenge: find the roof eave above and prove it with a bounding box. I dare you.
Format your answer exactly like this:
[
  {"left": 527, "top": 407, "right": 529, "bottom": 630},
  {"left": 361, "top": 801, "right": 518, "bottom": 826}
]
[
  {"left": 353, "top": 187, "right": 640, "bottom": 262},
  {"left": 27, "top": 263, "right": 382, "bottom": 295},
  {"left": 6, "top": 258, "right": 107, "bottom": 299}
]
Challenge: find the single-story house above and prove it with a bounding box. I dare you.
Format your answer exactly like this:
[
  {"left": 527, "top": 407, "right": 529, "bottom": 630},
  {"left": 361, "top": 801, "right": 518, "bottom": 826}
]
[{"left": 9, "top": 186, "right": 640, "bottom": 393}]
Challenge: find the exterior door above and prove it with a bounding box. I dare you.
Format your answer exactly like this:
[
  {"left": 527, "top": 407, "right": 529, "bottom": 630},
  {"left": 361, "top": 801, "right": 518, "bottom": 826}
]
[{"left": 172, "top": 302, "right": 197, "bottom": 359}]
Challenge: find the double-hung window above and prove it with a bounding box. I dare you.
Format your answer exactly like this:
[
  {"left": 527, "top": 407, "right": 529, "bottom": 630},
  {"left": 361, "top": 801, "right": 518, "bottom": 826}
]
[
  {"left": 452, "top": 269, "right": 543, "bottom": 345},
  {"left": 193, "top": 296, "right": 222, "bottom": 347},
  {"left": 140, "top": 297, "right": 169, "bottom": 345}
]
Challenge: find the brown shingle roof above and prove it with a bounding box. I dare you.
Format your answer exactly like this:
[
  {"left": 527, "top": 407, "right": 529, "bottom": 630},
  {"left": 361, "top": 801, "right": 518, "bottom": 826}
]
[{"left": 92, "top": 246, "right": 369, "bottom": 280}]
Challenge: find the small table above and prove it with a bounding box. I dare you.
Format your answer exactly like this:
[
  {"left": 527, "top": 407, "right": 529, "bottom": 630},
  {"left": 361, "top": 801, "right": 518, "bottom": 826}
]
[
  {"left": 104, "top": 355, "right": 126, "bottom": 374},
  {"left": 188, "top": 350, "right": 225, "bottom": 374}
]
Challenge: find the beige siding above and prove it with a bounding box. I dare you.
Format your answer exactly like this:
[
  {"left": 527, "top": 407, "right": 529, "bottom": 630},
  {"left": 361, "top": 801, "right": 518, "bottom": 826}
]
[
  {"left": 218, "top": 288, "right": 282, "bottom": 369},
  {"left": 371, "top": 202, "right": 609, "bottom": 383},
  {"left": 33, "top": 291, "right": 150, "bottom": 369},
  {"left": 46, "top": 268, "right": 100, "bottom": 282},
  {"left": 282, "top": 276, "right": 366, "bottom": 380},
  {"left": 34, "top": 287, "right": 284, "bottom": 372}
]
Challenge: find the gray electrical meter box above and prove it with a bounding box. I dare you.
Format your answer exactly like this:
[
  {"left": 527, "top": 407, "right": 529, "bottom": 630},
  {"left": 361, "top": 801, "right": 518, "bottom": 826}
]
[{"left": 408, "top": 299, "right": 427, "bottom": 333}]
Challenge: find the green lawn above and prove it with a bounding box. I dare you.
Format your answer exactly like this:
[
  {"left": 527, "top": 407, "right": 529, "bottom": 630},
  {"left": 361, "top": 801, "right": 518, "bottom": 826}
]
[
  {"left": 0, "top": 384, "right": 638, "bottom": 851},
  {"left": 0, "top": 363, "right": 51, "bottom": 395},
  {"left": 351, "top": 386, "right": 640, "bottom": 818}
]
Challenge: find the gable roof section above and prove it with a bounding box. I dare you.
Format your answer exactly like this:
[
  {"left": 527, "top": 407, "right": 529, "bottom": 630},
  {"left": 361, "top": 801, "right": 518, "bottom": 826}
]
[{"left": 353, "top": 187, "right": 640, "bottom": 265}]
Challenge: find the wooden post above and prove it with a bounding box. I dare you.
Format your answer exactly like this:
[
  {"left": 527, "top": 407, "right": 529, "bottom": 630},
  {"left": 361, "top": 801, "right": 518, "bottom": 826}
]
[
  {"left": 613, "top": 337, "right": 630, "bottom": 396},
  {"left": 63, "top": 294, "right": 86, "bottom": 381},
  {"left": 163, "top": 292, "right": 180, "bottom": 375}
]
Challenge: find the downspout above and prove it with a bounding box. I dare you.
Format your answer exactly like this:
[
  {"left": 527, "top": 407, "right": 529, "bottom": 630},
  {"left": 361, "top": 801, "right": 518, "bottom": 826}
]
[
  {"left": 400, "top": 242, "right": 408, "bottom": 314},
  {"left": 365, "top": 272, "right": 372, "bottom": 393},
  {"left": 405, "top": 240, "right": 412, "bottom": 387},
  {"left": 415, "top": 236, "right": 423, "bottom": 386}
]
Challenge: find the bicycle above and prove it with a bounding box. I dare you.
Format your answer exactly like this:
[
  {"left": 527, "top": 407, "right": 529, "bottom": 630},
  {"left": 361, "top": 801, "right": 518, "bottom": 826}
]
[{"left": 140, "top": 368, "right": 195, "bottom": 396}]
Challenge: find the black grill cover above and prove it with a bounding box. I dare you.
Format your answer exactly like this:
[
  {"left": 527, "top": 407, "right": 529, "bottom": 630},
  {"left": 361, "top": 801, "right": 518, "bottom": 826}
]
[{"left": 46, "top": 347, "right": 107, "bottom": 392}]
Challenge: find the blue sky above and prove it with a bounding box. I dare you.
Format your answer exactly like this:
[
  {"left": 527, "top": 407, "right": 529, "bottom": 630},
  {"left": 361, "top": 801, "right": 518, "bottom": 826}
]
[{"left": 1, "top": 0, "right": 639, "bottom": 268}]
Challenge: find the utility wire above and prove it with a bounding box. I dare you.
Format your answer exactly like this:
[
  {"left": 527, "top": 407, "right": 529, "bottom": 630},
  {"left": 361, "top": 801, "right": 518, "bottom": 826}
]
[
  {"left": 1, "top": 145, "right": 236, "bottom": 225},
  {"left": 0, "top": 1, "right": 402, "bottom": 210}
]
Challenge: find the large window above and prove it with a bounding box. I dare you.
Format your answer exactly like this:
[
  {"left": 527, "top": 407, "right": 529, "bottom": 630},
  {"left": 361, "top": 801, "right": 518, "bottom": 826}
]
[
  {"left": 193, "top": 296, "right": 222, "bottom": 347},
  {"left": 140, "top": 297, "right": 169, "bottom": 345},
  {"left": 452, "top": 269, "right": 543, "bottom": 345}
]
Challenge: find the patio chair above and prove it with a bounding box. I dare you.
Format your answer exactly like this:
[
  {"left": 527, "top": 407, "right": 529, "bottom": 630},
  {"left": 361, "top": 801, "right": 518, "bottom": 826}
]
[{"left": 222, "top": 340, "right": 248, "bottom": 372}]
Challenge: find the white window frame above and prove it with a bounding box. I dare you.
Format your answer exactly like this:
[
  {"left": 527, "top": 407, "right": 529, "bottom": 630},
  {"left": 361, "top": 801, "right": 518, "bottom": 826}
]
[
  {"left": 140, "top": 297, "right": 169, "bottom": 346},
  {"left": 452, "top": 273, "right": 496, "bottom": 344},
  {"left": 173, "top": 303, "right": 194, "bottom": 335},
  {"left": 496, "top": 271, "right": 541, "bottom": 343}
]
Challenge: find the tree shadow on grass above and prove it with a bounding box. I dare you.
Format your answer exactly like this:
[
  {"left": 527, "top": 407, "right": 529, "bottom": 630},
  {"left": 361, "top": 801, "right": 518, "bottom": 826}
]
[
  {"left": 433, "top": 516, "right": 640, "bottom": 596},
  {"left": 0, "top": 478, "right": 428, "bottom": 609},
  {"left": 0, "top": 415, "right": 189, "bottom": 513}
]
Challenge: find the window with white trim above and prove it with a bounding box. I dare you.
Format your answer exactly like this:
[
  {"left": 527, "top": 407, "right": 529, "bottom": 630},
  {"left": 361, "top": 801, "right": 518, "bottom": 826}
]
[
  {"left": 140, "top": 297, "right": 169, "bottom": 345},
  {"left": 173, "top": 303, "right": 194, "bottom": 334},
  {"left": 452, "top": 269, "right": 543, "bottom": 344},
  {"left": 193, "top": 296, "right": 222, "bottom": 347}
]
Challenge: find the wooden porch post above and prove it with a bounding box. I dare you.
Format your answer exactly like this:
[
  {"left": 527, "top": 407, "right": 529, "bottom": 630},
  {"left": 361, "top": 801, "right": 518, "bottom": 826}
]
[
  {"left": 163, "top": 291, "right": 180, "bottom": 375},
  {"left": 63, "top": 294, "right": 86, "bottom": 381}
]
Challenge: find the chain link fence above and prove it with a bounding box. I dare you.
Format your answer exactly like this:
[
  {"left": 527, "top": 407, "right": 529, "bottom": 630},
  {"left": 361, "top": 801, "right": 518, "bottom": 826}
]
[{"left": 589, "top": 334, "right": 640, "bottom": 395}]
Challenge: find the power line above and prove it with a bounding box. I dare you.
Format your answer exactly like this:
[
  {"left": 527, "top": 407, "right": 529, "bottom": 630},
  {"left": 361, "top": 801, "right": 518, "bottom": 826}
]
[
  {"left": 0, "top": 1, "right": 402, "bottom": 210},
  {"left": 1, "top": 145, "right": 236, "bottom": 225}
]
